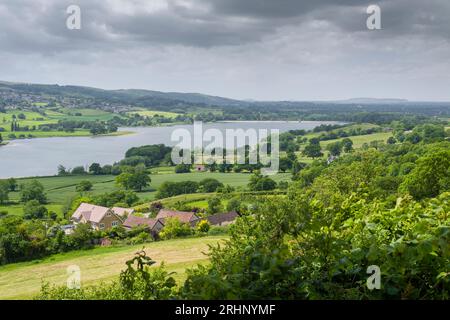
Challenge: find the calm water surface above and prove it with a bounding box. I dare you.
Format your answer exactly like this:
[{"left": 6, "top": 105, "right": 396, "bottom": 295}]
[{"left": 0, "top": 121, "right": 341, "bottom": 178}]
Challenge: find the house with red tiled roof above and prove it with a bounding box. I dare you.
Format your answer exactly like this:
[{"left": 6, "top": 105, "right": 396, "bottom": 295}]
[
  {"left": 111, "top": 206, "right": 135, "bottom": 217},
  {"left": 71, "top": 203, "right": 134, "bottom": 231},
  {"left": 155, "top": 209, "right": 200, "bottom": 224},
  {"left": 123, "top": 215, "right": 165, "bottom": 237}
]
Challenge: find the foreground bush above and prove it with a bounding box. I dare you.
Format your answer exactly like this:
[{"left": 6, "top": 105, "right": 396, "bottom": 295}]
[
  {"left": 180, "top": 192, "right": 449, "bottom": 300},
  {"left": 37, "top": 250, "right": 177, "bottom": 300}
]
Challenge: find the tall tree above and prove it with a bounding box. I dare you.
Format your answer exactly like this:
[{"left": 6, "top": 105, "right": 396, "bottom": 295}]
[
  {"left": 302, "top": 139, "right": 323, "bottom": 159},
  {"left": 0, "top": 181, "right": 10, "bottom": 204},
  {"left": 401, "top": 150, "right": 450, "bottom": 199},
  {"left": 326, "top": 141, "right": 343, "bottom": 156},
  {"left": 20, "top": 180, "right": 47, "bottom": 204}
]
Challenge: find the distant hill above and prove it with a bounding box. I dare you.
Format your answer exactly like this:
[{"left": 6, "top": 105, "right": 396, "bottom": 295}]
[
  {"left": 113, "top": 89, "right": 244, "bottom": 107},
  {"left": 1, "top": 80, "right": 449, "bottom": 119},
  {"left": 0, "top": 80, "right": 244, "bottom": 108},
  {"left": 336, "top": 98, "right": 410, "bottom": 104},
  {"left": 0, "top": 80, "right": 433, "bottom": 108}
]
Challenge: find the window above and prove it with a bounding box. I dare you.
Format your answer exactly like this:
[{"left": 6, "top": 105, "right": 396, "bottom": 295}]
[
  {"left": 112, "top": 221, "right": 119, "bottom": 227},
  {"left": 99, "top": 223, "right": 105, "bottom": 230}
]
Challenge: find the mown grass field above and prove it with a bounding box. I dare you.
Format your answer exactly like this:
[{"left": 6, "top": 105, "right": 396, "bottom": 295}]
[
  {"left": 287, "top": 126, "right": 391, "bottom": 161},
  {"left": 300, "top": 124, "right": 389, "bottom": 149},
  {"left": 320, "top": 132, "right": 392, "bottom": 149},
  {"left": 48, "top": 108, "right": 121, "bottom": 122},
  {"left": 0, "top": 108, "right": 123, "bottom": 140},
  {"left": 0, "top": 171, "right": 291, "bottom": 217},
  {"left": 0, "top": 235, "right": 226, "bottom": 300}
]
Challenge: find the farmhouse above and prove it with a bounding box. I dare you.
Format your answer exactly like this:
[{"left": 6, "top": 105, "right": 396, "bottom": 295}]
[
  {"left": 191, "top": 211, "right": 239, "bottom": 227},
  {"left": 206, "top": 211, "right": 239, "bottom": 226},
  {"left": 71, "top": 203, "right": 134, "bottom": 230},
  {"left": 156, "top": 209, "right": 200, "bottom": 224},
  {"left": 123, "top": 215, "right": 165, "bottom": 237}
]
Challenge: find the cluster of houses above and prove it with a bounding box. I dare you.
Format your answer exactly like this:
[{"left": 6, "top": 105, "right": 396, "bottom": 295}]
[{"left": 65, "top": 202, "right": 238, "bottom": 237}]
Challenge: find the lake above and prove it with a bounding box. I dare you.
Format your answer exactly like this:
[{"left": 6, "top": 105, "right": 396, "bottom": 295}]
[{"left": 0, "top": 121, "right": 341, "bottom": 178}]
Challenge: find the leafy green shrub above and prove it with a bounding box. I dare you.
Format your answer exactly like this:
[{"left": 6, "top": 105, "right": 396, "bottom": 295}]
[
  {"left": 207, "top": 197, "right": 223, "bottom": 214},
  {"left": 76, "top": 180, "right": 93, "bottom": 192},
  {"left": 199, "top": 178, "right": 224, "bottom": 193},
  {"left": 159, "top": 217, "right": 193, "bottom": 240},
  {"left": 130, "top": 232, "right": 152, "bottom": 244},
  {"left": 23, "top": 200, "right": 48, "bottom": 219},
  {"left": 180, "top": 190, "right": 449, "bottom": 300},
  {"left": 400, "top": 149, "right": 450, "bottom": 199},
  {"left": 226, "top": 197, "right": 241, "bottom": 212}
]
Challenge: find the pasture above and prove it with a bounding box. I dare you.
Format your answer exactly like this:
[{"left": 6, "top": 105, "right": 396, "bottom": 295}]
[
  {"left": 127, "top": 109, "right": 181, "bottom": 119},
  {"left": 320, "top": 132, "right": 392, "bottom": 149},
  {"left": 0, "top": 171, "right": 291, "bottom": 217},
  {"left": 0, "top": 235, "right": 226, "bottom": 300},
  {"left": 0, "top": 108, "right": 121, "bottom": 140}
]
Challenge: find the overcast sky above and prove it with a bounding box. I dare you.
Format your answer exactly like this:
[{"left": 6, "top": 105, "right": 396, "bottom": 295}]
[{"left": 0, "top": 0, "right": 449, "bottom": 101}]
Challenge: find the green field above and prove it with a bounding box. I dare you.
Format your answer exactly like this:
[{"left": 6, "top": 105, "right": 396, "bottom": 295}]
[
  {"left": 0, "top": 236, "right": 226, "bottom": 300},
  {"left": 287, "top": 127, "right": 392, "bottom": 161},
  {"left": 320, "top": 132, "right": 392, "bottom": 149},
  {"left": 127, "top": 109, "right": 181, "bottom": 119},
  {"left": 0, "top": 108, "right": 122, "bottom": 140},
  {"left": 141, "top": 191, "right": 287, "bottom": 212},
  {"left": 0, "top": 172, "right": 291, "bottom": 217},
  {"left": 300, "top": 123, "right": 381, "bottom": 140},
  {"left": 50, "top": 108, "right": 120, "bottom": 122}
]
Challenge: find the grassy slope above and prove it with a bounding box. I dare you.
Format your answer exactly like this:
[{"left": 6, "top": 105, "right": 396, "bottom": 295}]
[
  {"left": 0, "top": 235, "right": 226, "bottom": 300},
  {"left": 127, "top": 109, "right": 181, "bottom": 118},
  {"left": 141, "top": 192, "right": 287, "bottom": 212},
  {"left": 0, "top": 172, "right": 291, "bottom": 217},
  {"left": 282, "top": 123, "right": 391, "bottom": 161},
  {"left": 301, "top": 123, "right": 392, "bottom": 149},
  {"left": 0, "top": 108, "right": 122, "bottom": 140},
  {"left": 320, "top": 132, "right": 393, "bottom": 149}
]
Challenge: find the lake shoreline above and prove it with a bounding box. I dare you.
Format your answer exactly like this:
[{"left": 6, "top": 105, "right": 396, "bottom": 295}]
[
  {"left": 2, "top": 130, "right": 135, "bottom": 143},
  {"left": 0, "top": 121, "right": 342, "bottom": 178}
]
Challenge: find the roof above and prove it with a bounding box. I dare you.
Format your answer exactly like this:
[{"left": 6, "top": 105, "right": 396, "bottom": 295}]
[
  {"left": 71, "top": 203, "right": 110, "bottom": 223},
  {"left": 71, "top": 203, "right": 132, "bottom": 224},
  {"left": 206, "top": 211, "right": 239, "bottom": 226},
  {"left": 112, "top": 207, "right": 134, "bottom": 217},
  {"left": 156, "top": 209, "right": 199, "bottom": 224},
  {"left": 123, "top": 215, "right": 162, "bottom": 229}
]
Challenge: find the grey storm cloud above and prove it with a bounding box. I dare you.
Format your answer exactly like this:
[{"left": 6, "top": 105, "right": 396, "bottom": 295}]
[
  {"left": 0, "top": 0, "right": 449, "bottom": 101},
  {"left": 0, "top": 0, "right": 449, "bottom": 52}
]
